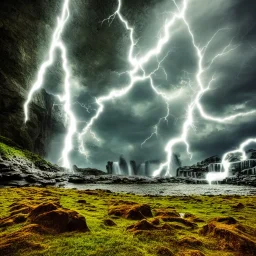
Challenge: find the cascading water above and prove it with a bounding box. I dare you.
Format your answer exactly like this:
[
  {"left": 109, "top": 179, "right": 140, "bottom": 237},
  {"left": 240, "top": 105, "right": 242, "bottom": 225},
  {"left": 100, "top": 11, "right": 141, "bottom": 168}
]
[
  {"left": 113, "top": 162, "right": 121, "bottom": 175},
  {"left": 127, "top": 162, "right": 133, "bottom": 176},
  {"left": 138, "top": 163, "right": 146, "bottom": 176}
]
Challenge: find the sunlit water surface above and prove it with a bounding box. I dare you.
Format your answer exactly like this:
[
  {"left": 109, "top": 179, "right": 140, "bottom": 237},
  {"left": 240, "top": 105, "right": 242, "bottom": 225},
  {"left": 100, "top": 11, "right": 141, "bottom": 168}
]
[{"left": 65, "top": 183, "right": 256, "bottom": 196}]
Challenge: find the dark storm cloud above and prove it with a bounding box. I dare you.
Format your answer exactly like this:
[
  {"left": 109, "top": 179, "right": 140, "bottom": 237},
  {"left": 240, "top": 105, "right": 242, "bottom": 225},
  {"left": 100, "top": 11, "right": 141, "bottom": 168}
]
[{"left": 43, "top": 0, "right": 256, "bottom": 171}]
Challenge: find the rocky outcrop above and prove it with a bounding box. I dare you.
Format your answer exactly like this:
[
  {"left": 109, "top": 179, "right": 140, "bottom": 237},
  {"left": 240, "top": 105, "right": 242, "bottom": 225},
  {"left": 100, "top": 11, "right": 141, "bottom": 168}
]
[{"left": 0, "top": 0, "right": 64, "bottom": 156}]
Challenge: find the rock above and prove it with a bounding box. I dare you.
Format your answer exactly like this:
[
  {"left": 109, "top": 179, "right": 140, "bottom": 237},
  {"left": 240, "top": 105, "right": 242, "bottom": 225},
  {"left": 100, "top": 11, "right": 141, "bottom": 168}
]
[
  {"left": 103, "top": 219, "right": 116, "bottom": 226},
  {"left": 200, "top": 216, "right": 256, "bottom": 254},
  {"left": 108, "top": 202, "right": 153, "bottom": 220},
  {"left": 73, "top": 167, "right": 106, "bottom": 176}
]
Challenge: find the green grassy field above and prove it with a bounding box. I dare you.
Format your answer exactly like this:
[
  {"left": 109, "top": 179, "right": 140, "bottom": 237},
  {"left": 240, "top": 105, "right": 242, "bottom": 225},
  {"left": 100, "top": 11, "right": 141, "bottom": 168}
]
[{"left": 0, "top": 187, "right": 255, "bottom": 256}]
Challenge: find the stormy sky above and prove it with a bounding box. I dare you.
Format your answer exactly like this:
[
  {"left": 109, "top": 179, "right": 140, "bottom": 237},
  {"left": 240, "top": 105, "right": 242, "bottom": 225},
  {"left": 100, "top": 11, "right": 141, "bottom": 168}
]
[{"left": 42, "top": 0, "right": 256, "bottom": 172}]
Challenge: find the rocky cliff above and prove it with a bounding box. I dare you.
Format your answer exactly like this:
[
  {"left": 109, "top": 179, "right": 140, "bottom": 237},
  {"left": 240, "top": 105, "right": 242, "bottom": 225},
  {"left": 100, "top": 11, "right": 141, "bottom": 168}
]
[{"left": 0, "top": 0, "right": 64, "bottom": 156}]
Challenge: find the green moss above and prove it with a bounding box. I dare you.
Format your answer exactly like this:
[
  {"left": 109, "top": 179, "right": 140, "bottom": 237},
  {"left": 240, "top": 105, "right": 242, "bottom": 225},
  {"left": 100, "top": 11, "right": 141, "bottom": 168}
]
[
  {"left": 0, "top": 187, "right": 255, "bottom": 256},
  {"left": 0, "top": 136, "right": 52, "bottom": 167}
]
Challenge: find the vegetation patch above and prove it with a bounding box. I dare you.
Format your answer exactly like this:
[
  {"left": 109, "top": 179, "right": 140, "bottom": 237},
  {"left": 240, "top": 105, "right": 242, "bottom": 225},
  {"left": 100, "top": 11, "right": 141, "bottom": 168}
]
[
  {"left": 0, "top": 188, "right": 255, "bottom": 255},
  {"left": 0, "top": 136, "right": 53, "bottom": 167}
]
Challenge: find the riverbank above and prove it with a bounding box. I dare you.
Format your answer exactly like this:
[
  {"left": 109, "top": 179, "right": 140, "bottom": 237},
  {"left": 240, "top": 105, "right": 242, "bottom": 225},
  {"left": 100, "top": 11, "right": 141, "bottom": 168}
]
[{"left": 0, "top": 187, "right": 255, "bottom": 256}]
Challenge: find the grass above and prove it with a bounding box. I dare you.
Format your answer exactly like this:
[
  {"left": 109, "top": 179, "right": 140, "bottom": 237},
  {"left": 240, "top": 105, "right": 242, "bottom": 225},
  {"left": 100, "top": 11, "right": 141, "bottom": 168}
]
[
  {"left": 0, "top": 187, "right": 255, "bottom": 256},
  {"left": 0, "top": 138, "right": 255, "bottom": 255}
]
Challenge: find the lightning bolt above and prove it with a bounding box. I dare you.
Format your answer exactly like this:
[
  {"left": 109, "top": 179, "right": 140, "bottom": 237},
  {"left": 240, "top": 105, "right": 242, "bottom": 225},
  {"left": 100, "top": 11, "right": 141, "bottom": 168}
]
[
  {"left": 24, "top": 0, "right": 256, "bottom": 179},
  {"left": 23, "top": 0, "right": 77, "bottom": 169},
  {"left": 153, "top": 0, "right": 256, "bottom": 177},
  {"left": 78, "top": 0, "right": 256, "bottom": 175},
  {"left": 78, "top": 0, "right": 185, "bottom": 159}
]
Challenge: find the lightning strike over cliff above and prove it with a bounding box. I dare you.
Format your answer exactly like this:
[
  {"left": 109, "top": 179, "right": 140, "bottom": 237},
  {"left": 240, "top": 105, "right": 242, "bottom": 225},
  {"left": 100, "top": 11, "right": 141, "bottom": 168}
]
[
  {"left": 23, "top": 0, "right": 76, "bottom": 169},
  {"left": 78, "top": 0, "right": 186, "bottom": 159},
  {"left": 77, "top": 0, "right": 256, "bottom": 177}
]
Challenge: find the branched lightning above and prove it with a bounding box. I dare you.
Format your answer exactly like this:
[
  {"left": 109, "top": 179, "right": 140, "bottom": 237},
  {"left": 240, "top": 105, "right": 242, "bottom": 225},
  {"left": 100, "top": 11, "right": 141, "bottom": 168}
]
[
  {"left": 153, "top": 0, "right": 256, "bottom": 177},
  {"left": 24, "top": 0, "right": 77, "bottom": 169},
  {"left": 78, "top": 0, "right": 186, "bottom": 159},
  {"left": 78, "top": 0, "right": 256, "bottom": 177},
  {"left": 24, "top": 0, "right": 256, "bottom": 179}
]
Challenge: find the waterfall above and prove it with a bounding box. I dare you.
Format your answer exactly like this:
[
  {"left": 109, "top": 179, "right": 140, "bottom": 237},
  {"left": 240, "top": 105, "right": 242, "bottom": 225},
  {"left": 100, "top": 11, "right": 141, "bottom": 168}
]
[
  {"left": 113, "top": 162, "right": 121, "bottom": 175},
  {"left": 127, "top": 162, "right": 133, "bottom": 176},
  {"left": 138, "top": 163, "right": 146, "bottom": 176}
]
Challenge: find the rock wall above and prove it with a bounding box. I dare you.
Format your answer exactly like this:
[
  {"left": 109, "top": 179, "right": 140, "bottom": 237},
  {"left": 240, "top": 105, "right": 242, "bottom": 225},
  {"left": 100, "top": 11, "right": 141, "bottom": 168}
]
[{"left": 0, "top": 0, "right": 64, "bottom": 156}]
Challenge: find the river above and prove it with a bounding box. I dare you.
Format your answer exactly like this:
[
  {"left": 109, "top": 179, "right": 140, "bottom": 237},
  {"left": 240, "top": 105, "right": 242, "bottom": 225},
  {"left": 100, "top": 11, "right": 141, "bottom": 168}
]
[{"left": 65, "top": 183, "right": 256, "bottom": 196}]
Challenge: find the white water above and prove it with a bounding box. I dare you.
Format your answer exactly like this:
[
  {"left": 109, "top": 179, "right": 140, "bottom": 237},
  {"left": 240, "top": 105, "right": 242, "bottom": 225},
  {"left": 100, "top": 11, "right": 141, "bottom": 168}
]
[
  {"left": 113, "top": 162, "right": 121, "bottom": 175},
  {"left": 138, "top": 163, "right": 146, "bottom": 176},
  {"left": 127, "top": 162, "right": 133, "bottom": 176}
]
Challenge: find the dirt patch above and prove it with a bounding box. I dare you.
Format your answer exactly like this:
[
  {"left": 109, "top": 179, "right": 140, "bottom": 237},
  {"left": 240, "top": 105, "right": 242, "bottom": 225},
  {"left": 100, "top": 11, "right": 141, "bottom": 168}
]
[
  {"left": 157, "top": 246, "right": 174, "bottom": 256},
  {"left": 103, "top": 219, "right": 116, "bottom": 226},
  {"left": 178, "top": 237, "right": 203, "bottom": 247},
  {"left": 178, "top": 250, "right": 205, "bottom": 256},
  {"left": 155, "top": 209, "right": 180, "bottom": 218},
  {"left": 29, "top": 203, "right": 89, "bottom": 233},
  {"left": 160, "top": 217, "right": 197, "bottom": 228},
  {"left": 127, "top": 219, "right": 174, "bottom": 234},
  {"left": 109, "top": 202, "right": 152, "bottom": 220},
  {"left": 200, "top": 216, "right": 256, "bottom": 254},
  {"left": 151, "top": 218, "right": 160, "bottom": 225},
  {"left": 232, "top": 203, "right": 245, "bottom": 210},
  {"left": 0, "top": 225, "right": 45, "bottom": 256}
]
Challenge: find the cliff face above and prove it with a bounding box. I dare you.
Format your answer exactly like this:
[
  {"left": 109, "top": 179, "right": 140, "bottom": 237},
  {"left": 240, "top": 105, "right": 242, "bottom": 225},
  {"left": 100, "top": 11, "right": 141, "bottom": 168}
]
[{"left": 0, "top": 0, "right": 64, "bottom": 156}]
